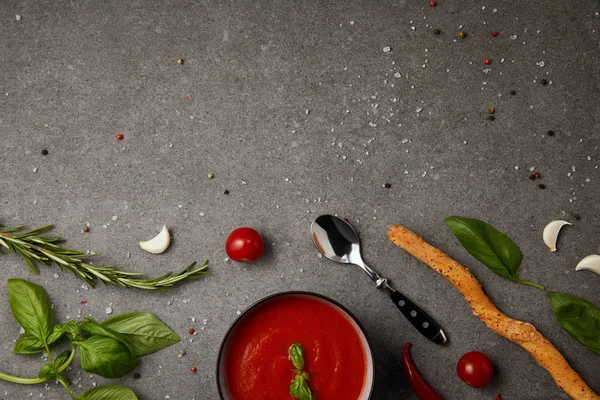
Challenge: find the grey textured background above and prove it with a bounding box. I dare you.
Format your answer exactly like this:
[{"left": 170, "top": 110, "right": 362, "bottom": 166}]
[{"left": 1, "top": 0, "right": 599, "bottom": 399}]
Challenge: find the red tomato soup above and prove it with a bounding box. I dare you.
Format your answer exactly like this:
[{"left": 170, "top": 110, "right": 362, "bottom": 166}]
[{"left": 225, "top": 295, "right": 369, "bottom": 400}]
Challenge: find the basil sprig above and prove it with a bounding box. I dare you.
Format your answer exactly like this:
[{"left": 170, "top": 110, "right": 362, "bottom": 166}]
[
  {"left": 445, "top": 216, "right": 544, "bottom": 289},
  {"left": 0, "top": 279, "right": 181, "bottom": 399},
  {"left": 548, "top": 292, "right": 600, "bottom": 355},
  {"left": 445, "top": 216, "right": 600, "bottom": 356},
  {"left": 288, "top": 344, "right": 314, "bottom": 400}
]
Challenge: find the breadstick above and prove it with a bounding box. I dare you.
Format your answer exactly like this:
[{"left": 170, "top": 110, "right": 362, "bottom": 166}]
[{"left": 388, "top": 224, "right": 599, "bottom": 400}]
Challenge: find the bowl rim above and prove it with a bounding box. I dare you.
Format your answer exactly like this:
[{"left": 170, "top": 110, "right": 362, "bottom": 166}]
[{"left": 215, "top": 290, "right": 376, "bottom": 400}]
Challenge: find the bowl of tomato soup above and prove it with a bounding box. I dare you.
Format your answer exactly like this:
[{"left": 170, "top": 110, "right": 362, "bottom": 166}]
[{"left": 217, "top": 292, "right": 375, "bottom": 400}]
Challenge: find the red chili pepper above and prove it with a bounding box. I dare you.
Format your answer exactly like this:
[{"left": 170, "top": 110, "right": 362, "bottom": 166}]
[{"left": 403, "top": 343, "right": 443, "bottom": 400}]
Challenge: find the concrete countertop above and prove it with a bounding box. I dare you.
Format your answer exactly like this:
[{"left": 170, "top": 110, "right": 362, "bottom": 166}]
[{"left": 1, "top": 0, "right": 599, "bottom": 399}]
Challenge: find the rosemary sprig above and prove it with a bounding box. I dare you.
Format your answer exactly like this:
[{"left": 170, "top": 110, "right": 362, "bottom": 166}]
[{"left": 0, "top": 224, "right": 208, "bottom": 290}]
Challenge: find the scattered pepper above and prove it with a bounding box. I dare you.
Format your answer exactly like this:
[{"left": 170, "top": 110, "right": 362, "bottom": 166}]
[
  {"left": 41, "top": 149, "right": 48, "bottom": 155},
  {"left": 541, "top": 79, "right": 548, "bottom": 85},
  {"left": 403, "top": 343, "right": 443, "bottom": 400},
  {"left": 208, "top": 173, "right": 214, "bottom": 179},
  {"left": 133, "top": 373, "right": 141, "bottom": 379},
  {"left": 177, "top": 58, "right": 184, "bottom": 65},
  {"left": 547, "top": 130, "right": 555, "bottom": 136},
  {"left": 484, "top": 59, "right": 491, "bottom": 65},
  {"left": 82, "top": 226, "right": 90, "bottom": 233},
  {"left": 223, "top": 189, "right": 230, "bottom": 195},
  {"left": 529, "top": 172, "right": 541, "bottom": 180},
  {"left": 573, "top": 213, "right": 581, "bottom": 221},
  {"left": 429, "top": 1, "right": 436, "bottom": 6},
  {"left": 116, "top": 133, "right": 124, "bottom": 141},
  {"left": 190, "top": 367, "right": 197, "bottom": 373},
  {"left": 81, "top": 300, "right": 87, "bottom": 305},
  {"left": 509, "top": 90, "right": 516, "bottom": 96},
  {"left": 487, "top": 107, "right": 494, "bottom": 114},
  {"left": 433, "top": 29, "right": 441, "bottom": 35},
  {"left": 488, "top": 115, "right": 495, "bottom": 121},
  {"left": 384, "top": 183, "right": 392, "bottom": 188},
  {"left": 457, "top": 31, "right": 466, "bottom": 39},
  {"left": 188, "top": 328, "right": 196, "bottom": 335},
  {"left": 496, "top": 395, "right": 503, "bottom": 400},
  {"left": 492, "top": 31, "right": 499, "bottom": 37},
  {"left": 538, "top": 184, "right": 546, "bottom": 190}
]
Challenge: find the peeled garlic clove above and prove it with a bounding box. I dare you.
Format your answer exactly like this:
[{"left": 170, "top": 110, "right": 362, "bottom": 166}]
[
  {"left": 139, "top": 225, "right": 171, "bottom": 254},
  {"left": 575, "top": 255, "right": 600, "bottom": 275},
  {"left": 542, "top": 220, "right": 572, "bottom": 252}
]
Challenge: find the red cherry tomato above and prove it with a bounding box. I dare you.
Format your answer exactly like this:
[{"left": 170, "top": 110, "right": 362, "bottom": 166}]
[
  {"left": 456, "top": 351, "right": 494, "bottom": 388},
  {"left": 225, "top": 227, "right": 264, "bottom": 262}
]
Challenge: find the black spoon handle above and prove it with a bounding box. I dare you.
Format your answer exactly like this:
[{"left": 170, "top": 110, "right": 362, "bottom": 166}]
[{"left": 389, "top": 290, "right": 447, "bottom": 345}]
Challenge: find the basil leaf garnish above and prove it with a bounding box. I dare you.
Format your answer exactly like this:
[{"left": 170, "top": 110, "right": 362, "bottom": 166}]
[
  {"left": 79, "top": 385, "right": 139, "bottom": 400},
  {"left": 289, "top": 343, "right": 305, "bottom": 371},
  {"left": 289, "top": 374, "right": 314, "bottom": 400},
  {"left": 101, "top": 312, "right": 180, "bottom": 356},
  {"left": 77, "top": 335, "right": 138, "bottom": 378},
  {"left": 444, "top": 216, "right": 543, "bottom": 289},
  {"left": 7, "top": 279, "right": 54, "bottom": 342},
  {"left": 548, "top": 291, "right": 600, "bottom": 355}
]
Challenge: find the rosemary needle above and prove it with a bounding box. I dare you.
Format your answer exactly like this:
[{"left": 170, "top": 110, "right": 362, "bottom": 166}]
[{"left": 0, "top": 224, "right": 208, "bottom": 291}]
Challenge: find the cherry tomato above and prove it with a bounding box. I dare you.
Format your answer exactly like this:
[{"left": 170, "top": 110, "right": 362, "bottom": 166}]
[
  {"left": 225, "top": 227, "right": 264, "bottom": 262},
  {"left": 456, "top": 351, "right": 494, "bottom": 388}
]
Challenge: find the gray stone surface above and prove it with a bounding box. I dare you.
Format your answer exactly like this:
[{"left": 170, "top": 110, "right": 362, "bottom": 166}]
[{"left": 1, "top": 0, "right": 599, "bottom": 399}]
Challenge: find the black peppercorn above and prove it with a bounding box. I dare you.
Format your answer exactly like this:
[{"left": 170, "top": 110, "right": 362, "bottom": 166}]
[
  {"left": 540, "top": 79, "right": 548, "bottom": 85},
  {"left": 547, "top": 130, "right": 555, "bottom": 136},
  {"left": 41, "top": 149, "right": 48, "bottom": 155},
  {"left": 223, "top": 189, "right": 230, "bottom": 195},
  {"left": 384, "top": 183, "right": 391, "bottom": 188},
  {"left": 133, "top": 373, "right": 141, "bottom": 379},
  {"left": 538, "top": 184, "right": 546, "bottom": 190},
  {"left": 488, "top": 115, "right": 495, "bottom": 121},
  {"left": 573, "top": 214, "right": 581, "bottom": 221},
  {"left": 529, "top": 173, "right": 536, "bottom": 180},
  {"left": 509, "top": 90, "right": 516, "bottom": 95},
  {"left": 433, "top": 29, "right": 441, "bottom": 35}
]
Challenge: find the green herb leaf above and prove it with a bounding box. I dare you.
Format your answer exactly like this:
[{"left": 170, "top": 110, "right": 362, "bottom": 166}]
[
  {"left": 101, "top": 312, "right": 180, "bottom": 356},
  {"left": 444, "top": 216, "right": 543, "bottom": 289},
  {"left": 7, "top": 279, "right": 54, "bottom": 341},
  {"left": 38, "top": 363, "right": 55, "bottom": 380},
  {"left": 13, "top": 324, "right": 63, "bottom": 354},
  {"left": 290, "top": 374, "right": 314, "bottom": 400},
  {"left": 53, "top": 350, "right": 72, "bottom": 370},
  {"left": 548, "top": 291, "right": 600, "bottom": 355},
  {"left": 81, "top": 318, "right": 130, "bottom": 347},
  {"left": 289, "top": 343, "right": 305, "bottom": 371},
  {"left": 77, "top": 335, "right": 138, "bottom": 378},
  {"left": 79, "top": 385, "right": 139, "bottom": 400},
  {"left": 62, "top": 320, "right": 80, "bottom": 341}
]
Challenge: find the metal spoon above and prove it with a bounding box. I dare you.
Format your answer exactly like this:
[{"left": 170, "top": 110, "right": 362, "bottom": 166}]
[{"left": 310, "top": 215, "right": 447, "bottom": 345}]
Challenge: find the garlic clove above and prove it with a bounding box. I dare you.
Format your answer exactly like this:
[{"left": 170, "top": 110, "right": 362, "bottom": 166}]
[
  {"left": 542, "top": 220, "right": 572, "bottom": 252},
  {"left": 139, "top": 225, "right": 171, "bottom": 254},
  {"left": 575, "top": 254, "right": 600, "bottom": 275}
]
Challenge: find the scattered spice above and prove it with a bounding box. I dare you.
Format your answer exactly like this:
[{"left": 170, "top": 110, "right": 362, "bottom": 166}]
[
  {"left": 188, "top": 328, "right": 196, "bottom": 335},
  {"left": 384, "top": 183, "right": 392, "bottom": 188},
  {"left": 529, "top": 172, "right": 541, "bottom": 180},
  {"left": 133, "top": 373, "right": 141, "bottom": 379},
  {"left": 488, "top": 115, "right": 495, "bottom": 121},
  {"left": 496, "top": 395, "right": 503, "bottom": 400},
  {"left": 457, "top": 31, "right": 467, "bottom": 39},
  {"left": 433, "top": 29, "right": 441, "bottom": 35},
  {"left": 116, "top": 133, "right": 124, "bottom": 141},
  {"left": 429, "top": 1, "right": 436, "bottom": 6},
  {"left": 487, "top": 107, "right": 495, "bottom": 114},
  {"left": 509, "top": 90, "right": 516, "bottom": 95},
  {"left": 177, "top": 58, "right": 184, "bottom": 65},
  {"left": 207, "top": 173, "right": 214, "bottom": 179},
  {"left": 178, "top": 350, "right": 186, "bottom": 357},
  {"left": 82, "top": 226, "right": 90, "bottom": 233},
  {"left": 484, "top": 59, "right": 491, "bottom": 65},
  {"left": 223, "top": 189, "right": 230, "bottom": 195},
  {"left": 538, "top": 184, "right": 546, "bottom": 190},
  {"left": 190, "top": 367, "right": 197, "bottom": 373},
  {"left": 573, "top": 214, "right": 581, "bottom": 221},
  {"left": 343, "top": 217, "right": 350, "bottom": 222},
  {"left": 541, "top": 79, "right": 548, "bottom": 85},
  {"left": 492, "top": 31, "right": 499, "bottom": 37},
  {"left": 547, "top": 130, "right": 555, "bottom": 136},
  {"left": 41, "top": 149, "right": 48, "bottom": 155},
  {"left": 81, "top": 300, "right": 87, "bottom": 305}
]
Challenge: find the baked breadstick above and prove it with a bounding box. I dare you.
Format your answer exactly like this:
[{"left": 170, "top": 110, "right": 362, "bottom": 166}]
[{"left": 388, "top": 224, "right": 599, "bottom": 400}]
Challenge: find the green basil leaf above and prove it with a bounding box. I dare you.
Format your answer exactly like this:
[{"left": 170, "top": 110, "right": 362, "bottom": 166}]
[
  {"left": 53, "top": 350, "right": 72, "bottom": 370},
  {"left": 101, "top": 312, "right": 180, "bottom": 356},
  {"left": 78, "top": 335, "right": 138, "bottom": 378},
  {"left": 38, "top": 363, "right": 55, "bottom": 380},
  {"left": 289, "top": 343, "right": 305, "bottom": 371},
  {"left": 7, "top": 279, "right": 54, "bottom": 341},
  {"left": 444, "top": 216, "right": 543, "bottom": 289},
  {"left": 289, "top": 374, "right": 314, "bottom": 400},
  {"left": 81, "top": 318, "right": 130, "bottom": 346},
  {"left": 79, "top": 385, "right": 139, "bottom": 400},
  {"left": 62, "top": 320, "right": 80, "bottom": 340},
  {"left": 13, "top": 332, "right": 45, "bottom": 354},
  {"left": 548, "top": 291, "right": 600, "bottom": 355}
]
